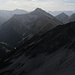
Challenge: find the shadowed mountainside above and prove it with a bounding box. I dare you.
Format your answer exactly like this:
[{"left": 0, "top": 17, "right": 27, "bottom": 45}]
[{"left": 0, "top": 22, "right": 75, "bottom": 75}]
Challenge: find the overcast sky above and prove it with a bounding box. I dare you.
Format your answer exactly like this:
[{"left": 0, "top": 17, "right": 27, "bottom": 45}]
[{"left": 0, "top": 0, "right": 75, "bottom": 11}]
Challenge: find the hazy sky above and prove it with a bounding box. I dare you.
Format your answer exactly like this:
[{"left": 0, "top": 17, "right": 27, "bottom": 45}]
[{"left": 0, "top": 0, "right": 75, "bottom": 11}]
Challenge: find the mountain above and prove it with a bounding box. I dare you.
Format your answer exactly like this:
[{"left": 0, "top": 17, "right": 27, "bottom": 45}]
[
  {"left": 64, "top": 11, "right": 74, "bottom": 16},
  {"left": 48, "top": 11, "right": 74, "bottom": 16},
  {"left": 69, "top": 13, "right": 75, "bottom": 22},
  {"left": 0, "top": 8, "right": 62, "bottom": 47},
  {"left": 0, "top": 21, "right": 75, "bottom": 75},
  {"left": 56, "top": 13, "right": 69, "bottom": 24},
  {"left": 48, "top": 11, "right": 62, "bottom": 16},
  {"left": 13, "top": 9, "right": 28, "bottom": 14},
  {"left": 0, "top": 9, "right": 28, "bottom": 26}
]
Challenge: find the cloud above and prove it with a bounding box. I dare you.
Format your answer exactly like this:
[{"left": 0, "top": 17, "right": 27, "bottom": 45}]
[{"left": 0, "top": 0, "right": 75, "bottom": 11}]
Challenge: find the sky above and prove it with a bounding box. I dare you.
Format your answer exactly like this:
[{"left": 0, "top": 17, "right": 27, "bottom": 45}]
[{"left": 0, "top": 0, "right": 75, "bottom": 11}]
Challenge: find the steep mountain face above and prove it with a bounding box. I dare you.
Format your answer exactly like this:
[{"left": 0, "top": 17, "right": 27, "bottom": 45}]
[
  {"left": 0, "top": 22, "right": 75, "bottom": 75},
  {"left": 0, "top": 9, "right": 28, "bottom": 26},
  {"left": 69, "top": 13, "right": 75, "bottom": 22},
  {"left": 56, "top": 13, "right": 69, "bottom": 24},
  {"left": 0, "top": 8, "right": 62, "bottom": 46}
]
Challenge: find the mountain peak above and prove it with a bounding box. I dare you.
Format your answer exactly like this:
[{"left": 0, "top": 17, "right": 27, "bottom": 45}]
[
  {"left": 59, "top": 12, "right": 68, "bottom": 16},
  {"left": 35, "top": 8, "right": 44, "bottom": 11},
  {"left": 13, "top": 9, "right": 28, "bottom": 14},
  {"left": 14, "top": 9, "right": 25, "bottom": 11},
  {"left": 31, "top": 8, "right": 55, "bottom": 19},
  {"left": 32, "top": 8, "right": 47, "bottom": 15},
  {"left": 56, "top": 12, "right": 69, "bottom": 24}
]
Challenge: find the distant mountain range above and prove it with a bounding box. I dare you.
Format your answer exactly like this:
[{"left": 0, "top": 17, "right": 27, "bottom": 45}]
[
  {"left": 48, "top": 11, "right": 74, "bottom": 16},
  {"left": 0, "top": 9, "right": 28, "bottom": 25},
  {"left": 0, "top": 9, "right": 75, "bottom": 26},
  {"left": 0, "top": 8, "right": 62, "bottom": 47},
  {"left": 55, "top": 12, "right": 75, "bottom": 24},
  {"left": 49, "top": 11, "right": 75, "bottom": 24}
]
